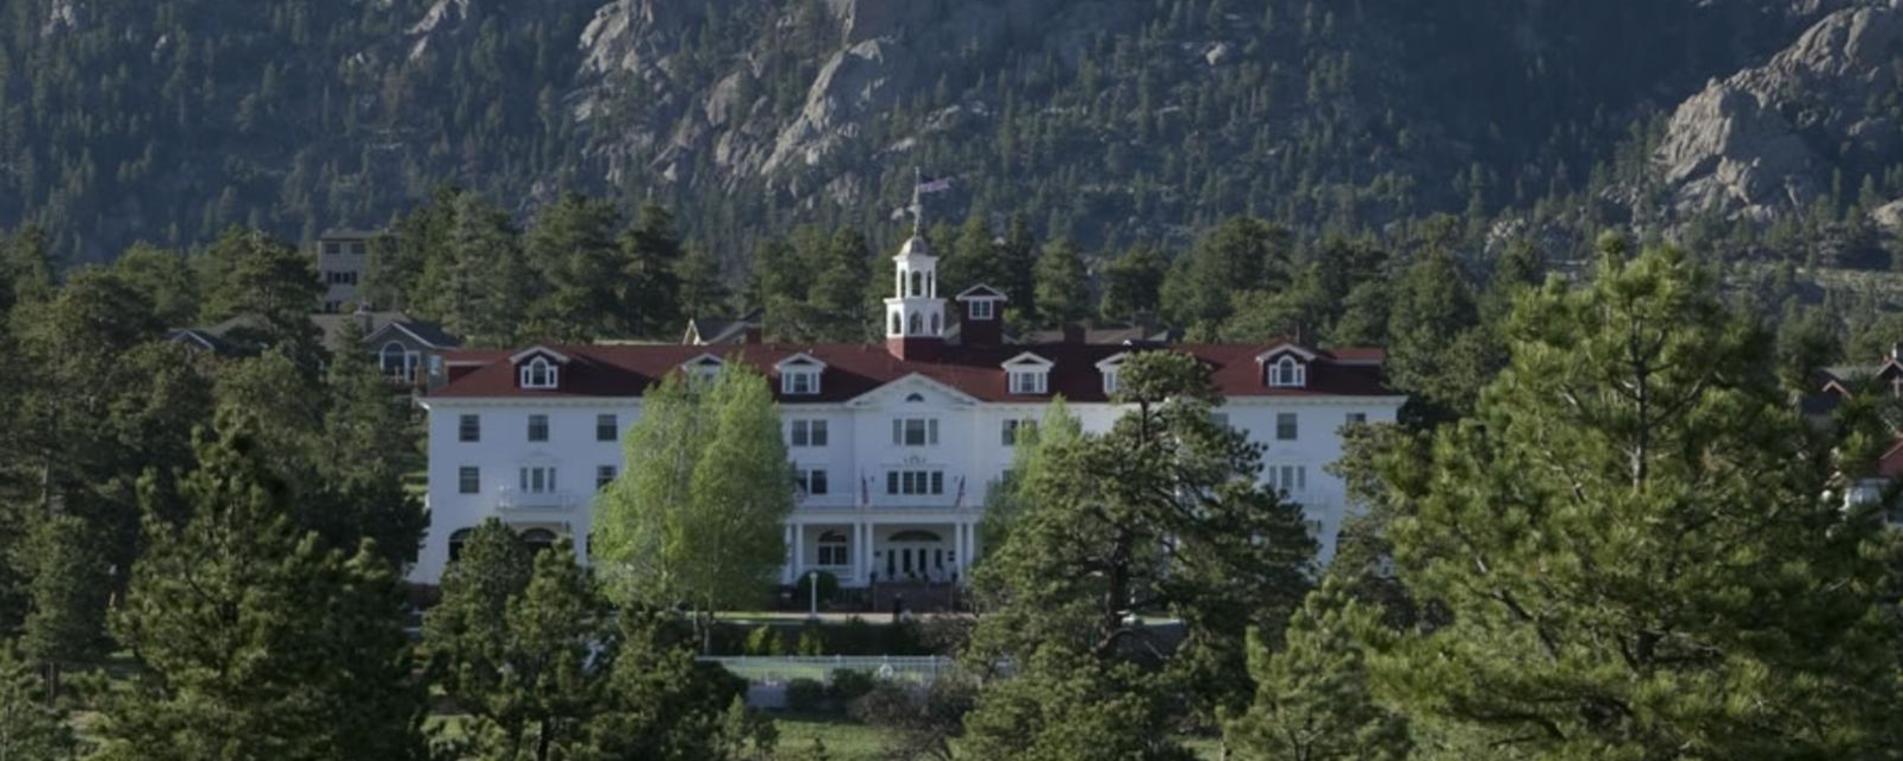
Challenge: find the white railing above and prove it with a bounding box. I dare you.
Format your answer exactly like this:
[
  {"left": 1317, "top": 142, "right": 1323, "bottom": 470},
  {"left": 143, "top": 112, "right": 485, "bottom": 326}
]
[
  {"left": 701, "top": 655, "right": 954, "bottom": 686},
  {"left": 495, "top": 489, "right": 583, "bottom": 512}
]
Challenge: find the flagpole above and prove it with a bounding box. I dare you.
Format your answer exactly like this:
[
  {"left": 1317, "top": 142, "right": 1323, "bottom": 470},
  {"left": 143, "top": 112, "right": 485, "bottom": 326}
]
[{"left": 911, "top": 166, "right": 924, "bottom": 236}]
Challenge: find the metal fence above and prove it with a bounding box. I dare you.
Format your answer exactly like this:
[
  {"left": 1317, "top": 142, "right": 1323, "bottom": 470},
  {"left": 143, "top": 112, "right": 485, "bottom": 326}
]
[{"left": 700, "top": 655, "right": 954, "bottom": 686}]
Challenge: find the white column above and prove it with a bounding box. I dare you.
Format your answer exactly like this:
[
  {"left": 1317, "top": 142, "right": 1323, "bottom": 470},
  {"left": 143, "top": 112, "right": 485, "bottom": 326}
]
[
  {"left": 792, "top": 523, "right": 804, "bottom": 579},
  {"left": 958, "top": 522, "right": 971, "bottom": 577},
  {"left": 782, "top": 523, "right": 795, "bottom": 584}
]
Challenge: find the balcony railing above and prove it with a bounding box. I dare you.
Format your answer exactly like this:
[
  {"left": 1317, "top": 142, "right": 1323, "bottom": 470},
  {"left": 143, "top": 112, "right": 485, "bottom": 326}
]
[{"left": 496, "top": 489, "right": 584, "bottom": 513}]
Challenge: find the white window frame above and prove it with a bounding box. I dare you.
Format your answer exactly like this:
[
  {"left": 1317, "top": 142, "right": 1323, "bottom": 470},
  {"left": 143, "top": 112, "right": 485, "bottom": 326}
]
[
  {"left": 795, "top": 467, "right": 830, "bottom": 496},
  {"left": 1008, "top": 370, "right": 1048, "bottom": 395},
  {"left": 783, "top": 369, "right": 819, "bottom": 395},
  {"left": 1002, "top": 418, "right": 1038, "bottom": 447},
  {"left": 970, "top": 299, "right": 995, "bottom": 320},
  {"left": 892, "top": 417, "right": 939, "bottom": 447},
  {"left": 816, "top": 531, "right": 850, "bottom": 567},
  {"left": 790, "top": 419, "right": 828, "bottom": 448},
  {"left": 1276, "top": 412, "right": 1298, "bottom": 441},
  {"left": 458, "top": 466, "right": 480, "bottom": 494},
  {"left": 518, "top": 466, "right": 558, "bottom": 494},
  {"left": 520, "top": 357, "right": 559, "bottom": 389},
  {"left": 596, "top": 465, "right": 617, "bottom": 491},
  {"left": 1268, "top": 356, "right": 1307, "bottom": 388}
]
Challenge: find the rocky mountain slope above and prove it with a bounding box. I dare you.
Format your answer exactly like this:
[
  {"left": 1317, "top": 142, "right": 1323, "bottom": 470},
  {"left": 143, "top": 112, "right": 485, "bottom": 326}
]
[{"left": 2, "top": 0, "right": 1899, "bottom": 263}]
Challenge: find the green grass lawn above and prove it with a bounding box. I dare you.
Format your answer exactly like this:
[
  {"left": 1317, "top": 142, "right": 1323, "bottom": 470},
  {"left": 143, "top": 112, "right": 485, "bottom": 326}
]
[{"left": 772, "top": 713, "right": 895, "bottom": 760}]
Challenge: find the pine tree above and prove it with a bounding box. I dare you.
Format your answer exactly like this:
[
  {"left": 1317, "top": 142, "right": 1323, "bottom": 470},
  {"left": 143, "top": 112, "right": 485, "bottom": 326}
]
[
  {"left": 17, "top": 512, "right": 109, "bottom": 696},
  {"left": 426, "top": 529, "right": 606, "bottom": 761},
  {"left": 90, "top": 427, "right": 428, "bottom": 761},
  {"left": 961, "top": 646, "right": 1194, "bottom": 761},
  {"left": 0, "top": 642, "right": 75, "bottom": 760},
  {"left": 676, "top": 246, "right": 731, "bottom": 325},
  {"left": 969, "top": 351, "right": 1315, "bottom": 726},
  {"left": 1371, "top": 246, "right": 1902, "bottom": 758},
  {"left": 1098, "top": 244, "right": 1167, "bottom": 325},
  {"left": 1224, "top": 574, "right": 1411, "bottom": 761},
  {"left": 1032, "top": 239, "right": 1090, "bottom": 329},
  {"left": 525, "top": 192, "right": 626, "bottom": 341},
  {"left": 583, "top": 609, "right": 770, "bottom": 760},
  {"left": 198, "top": 227, "right": 324, "bottom": 367},
  {"left": 1383, "top": 246, "right": 1484, "bottom": 420},
  {"left": 621, "top": 202, "right": 687, "bottom": 339}
]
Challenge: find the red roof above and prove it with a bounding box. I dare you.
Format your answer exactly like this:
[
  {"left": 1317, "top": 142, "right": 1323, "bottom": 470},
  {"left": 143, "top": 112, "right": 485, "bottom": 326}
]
[{"left": 429, "top": 340, "right": 1394, "bottom": 402}]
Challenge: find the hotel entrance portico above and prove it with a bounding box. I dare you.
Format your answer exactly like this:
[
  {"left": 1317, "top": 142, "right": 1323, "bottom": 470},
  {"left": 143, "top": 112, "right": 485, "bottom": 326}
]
[{"left": 782, "top": 519, "right": 980, "bottom": 588}]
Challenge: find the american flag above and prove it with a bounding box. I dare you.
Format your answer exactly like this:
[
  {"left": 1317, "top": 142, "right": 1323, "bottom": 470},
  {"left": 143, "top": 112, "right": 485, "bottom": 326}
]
[
  {"left": 952, "top": 475, "right": 966, "bottom": 508},
  {"left": 916, "top": 175, "right": 952, "bottom": 194},
  {"left": 860, "top": 475, "right": 870, "bottom": 508}
]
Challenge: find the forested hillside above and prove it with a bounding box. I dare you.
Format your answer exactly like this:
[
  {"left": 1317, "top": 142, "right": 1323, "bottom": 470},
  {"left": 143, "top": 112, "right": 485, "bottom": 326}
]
[{"left": 6, "top": 0, "right": 1903, "bottom": 275}]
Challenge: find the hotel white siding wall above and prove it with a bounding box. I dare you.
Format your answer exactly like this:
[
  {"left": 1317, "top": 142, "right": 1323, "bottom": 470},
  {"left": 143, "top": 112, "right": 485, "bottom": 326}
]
[{"left": 413, "top": 391, "right": 1403, "bottom": 584}]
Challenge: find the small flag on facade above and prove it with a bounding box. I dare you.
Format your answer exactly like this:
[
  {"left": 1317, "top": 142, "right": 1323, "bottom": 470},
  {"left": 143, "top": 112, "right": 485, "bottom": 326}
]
[
  {"left": 916, "top": 175, "right": 952, "bottom": 194},
  {"left": 952, "top": 475, "right": 966, "bottom": 508},
  {"left": 860, "top": 475, "right": 870, "bottom": 508}
]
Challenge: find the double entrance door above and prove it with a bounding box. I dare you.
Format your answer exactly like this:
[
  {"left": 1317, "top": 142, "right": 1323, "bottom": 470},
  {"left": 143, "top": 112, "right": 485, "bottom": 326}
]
[{"left": 883, "top": 530, "right": 948, "bottom": 581}]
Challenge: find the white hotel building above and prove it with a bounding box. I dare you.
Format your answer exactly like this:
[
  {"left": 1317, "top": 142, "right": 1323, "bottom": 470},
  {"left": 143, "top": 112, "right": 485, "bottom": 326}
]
[{"left": 410, "top": 233, "right": 1405, "bottom": 585}]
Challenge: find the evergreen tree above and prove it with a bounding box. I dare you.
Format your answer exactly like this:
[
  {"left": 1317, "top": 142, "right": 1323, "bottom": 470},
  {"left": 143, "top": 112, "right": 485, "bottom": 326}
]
[
  {"left": 961, "top": 646, "right": 1195, "bottom": 761},
  {"left": 622, "top": 202, "right": 687, "bottom": 339},
  {"left": 1383, "top": 246, "right": 1485, "bottom": 420},
  {"left": 583, "top": 609, "right": 772, "bottom": 760},
  {"left": 427, "top": 529, "right": 605, "bottom": 761},
  {"left": 1098, "top": 244, "right": 1167, "bottom": 325},
  {"left": 0, "top": 642, "right": 75, "bottom": 760},
  {"left": 112, "top": 243, "right": 201, "bottom": 328},
  {"left": 1371, "top": 246, "right": 1902, "bottom": 758},
  {"left": 418, "top": 193, "right": 531, "bottom": 346},
  {"left": 17, "top": 513, "right": 109, "bottom": 696},
  {"left": 198, "top": 227, "right": 324, "bottom": 367},
  {"left": 91, "top": 427, "right": 428, "bottom": 761},
  {"left": 809, "top": 227, "right": 875, "bottom": 342},
  {"left": 1224, "top": 574, "right": 1411, "bottom": 761},
  {"left": 525, "top": 192, "right": 626, "bottom": 341},
  {"left": 676, "top": 246, "right": 732, "bottom": 325},
  {"left": 969, "top": 351, "right": 1315, "bottom": 729},
  {"left": 998, "top": 214, "right": 1040, "bottom": 322},
  {"left": 978, "top": 397, "right": 1082, "bottom": 553},
  {"left": 1032, "top": 239, "right": 1091, "bottom": 329}
]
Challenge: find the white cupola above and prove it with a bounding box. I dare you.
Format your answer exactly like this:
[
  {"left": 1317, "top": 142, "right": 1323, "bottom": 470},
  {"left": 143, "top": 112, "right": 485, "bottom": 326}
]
[{"left": 884, "top": 233, "right": 947, "bottom": 359}]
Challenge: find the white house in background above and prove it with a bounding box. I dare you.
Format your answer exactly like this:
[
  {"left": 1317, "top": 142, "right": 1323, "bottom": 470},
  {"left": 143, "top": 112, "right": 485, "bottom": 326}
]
[{"left": 409, "top": 232, "right": 1406, "bottom": 585}]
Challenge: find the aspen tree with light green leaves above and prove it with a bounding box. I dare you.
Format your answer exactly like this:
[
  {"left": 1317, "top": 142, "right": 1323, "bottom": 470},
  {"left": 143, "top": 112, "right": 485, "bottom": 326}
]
[{"left": 593, "top": 362, "right": 794, "bottom": 644}]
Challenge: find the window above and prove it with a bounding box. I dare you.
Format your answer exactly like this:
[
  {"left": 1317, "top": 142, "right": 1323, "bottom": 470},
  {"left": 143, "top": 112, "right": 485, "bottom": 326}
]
[
  {"left": 1268, "top": 356, "right": 1306, "bottom": 388},
  {"left": 1211, "top": 412, "right": 1230, "bottom": 429},
  {"left": 1002, "top": 419, "right": 1038, "bottom": 446},
  {"left": 520, "top": 357, "right": 558, "bottom": 389},
  {"left": 1346, "top": 412, "right": 1367, "bottom": 426},
  {"left": 892, "top": 418, "right": 938, "bottom": 446},
  {"left": 1009, "top": 369, "right": 1048, "bottom": 395},
  {"left": 459, "top": 414, "right": 481, "bottom": 442},
  {"left": 519, "top": 466, "right": 558, "bottom": 493},
  {"left": 596, "top": 414, "right": 618, "bottom": 442},
  {"left": 458, "top": 466, "right": 480, "bottom": 494},
  {"left": 817, "top": 531, "right": 850, "bottom": 566},
  {"left": 783, "top": 369, "right": 819, "bottom": 395},
  {"left": 795, "top": 468, "right": 830, "bottom": 496},
  {"left": 1102, "top": 369, "right": 1120, "bottom": 395},
  {"left": 596, "top": 465, "right": 617, "bottom": 491},
  {"left": 380, "top": 342, "right": 416, "bottom": 382},
  {"left": 885, "top": 469, "right": 946, "bottom": 496},
  {"left": 520, "top": 528, "right": 557, "bottom": 554},
  {"left": 1268, "top": 465, "right": 1307, "bottom": 494},
  {"left": 1276, "top": 413, "right": 1298, "bottom": 441},
  {"left": 323, "top": 242, "right": 340, "bottom": 255},
  {"left": 528, "top": 414, "right": 549, "bottom": 442},
  {"left": 790, "top": 419, "right": 829, "bottom": 447},
  {"left": 970, "top": 299, "right": 995, "bottom": 320},
  {"left": 448, "top": 528, "right": 473, "bottom": 562}
]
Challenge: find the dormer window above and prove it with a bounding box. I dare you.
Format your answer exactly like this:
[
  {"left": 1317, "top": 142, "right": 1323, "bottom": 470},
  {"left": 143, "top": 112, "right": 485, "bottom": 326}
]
[
  {"left": 970, "top": 299, "right": 994, "bottom": 320},
  {"left": 1009, "top": 370, "right": 1047, "bottom": 395},
  {"left": 683, "top": 354, "right": 724, "bottom": 388},
  {"left": 509, "top": 346, "right": 571, "bottom": 391},
  {"left": 1003, "top": 352, "right": 1054, "bottom": 396},
  {"left": 1269, "top": 355, "right": 1307, "bottom": 388},
  {"left": 1096, "top": 352, "right": 1129, "bottom": 396},
  {"left": 519, "top": 357, "right": 558, "bottom": 389},
  {"left": 776, "top": 353, "right": 826, "bottom": 396}
]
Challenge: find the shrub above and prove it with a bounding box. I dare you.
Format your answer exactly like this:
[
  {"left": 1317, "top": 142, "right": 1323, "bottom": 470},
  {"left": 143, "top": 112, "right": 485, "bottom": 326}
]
[
  {"left": 797, "top": 623, "right": 825, "bottom": 656},
  {"left": 786, "top": 678, "right": 827, "bottom": 712},
  {"left": 793, "top": 570, "right": 840, "bottom": 607},
  {"left": 745, "top": 624, "right": 784, "bottom": 656},
  {"left": 828, "top": 669, "right": 878, "bottom": 703}
]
